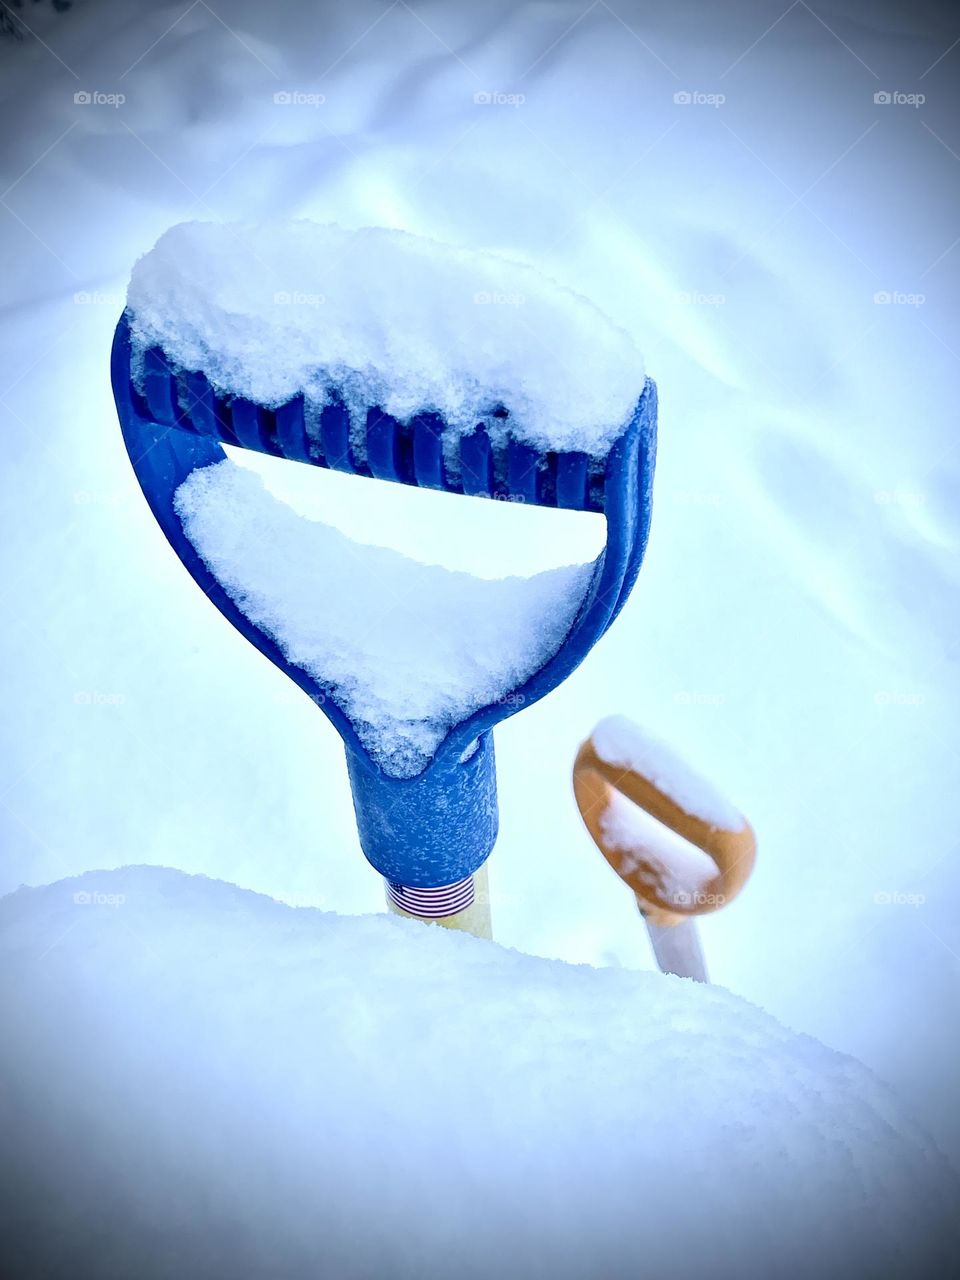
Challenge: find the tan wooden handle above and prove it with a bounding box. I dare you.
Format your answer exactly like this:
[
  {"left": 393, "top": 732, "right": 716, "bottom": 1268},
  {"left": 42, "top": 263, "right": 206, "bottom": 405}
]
[{"left": 573, "top": 734, "right": 756, "bottom": 928}]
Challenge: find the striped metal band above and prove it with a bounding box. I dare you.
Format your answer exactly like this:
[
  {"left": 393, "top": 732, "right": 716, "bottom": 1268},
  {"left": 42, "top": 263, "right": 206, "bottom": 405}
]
[{"left": 386, "top": 875, "right": 475, "bottom": 919}]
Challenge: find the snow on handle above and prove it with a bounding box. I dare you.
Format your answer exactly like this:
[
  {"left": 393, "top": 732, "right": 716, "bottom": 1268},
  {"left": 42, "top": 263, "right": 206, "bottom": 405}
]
[
  {"left": 592, "top": 714, "right": 746, "bottom": 832},
  {"left": 174, "top": 460, "right": 594, "bottom": 777},
  {"left": 599, "top": 788, "right": 718, "bottom": 903},
  {"left": 126, "top": 221, "right": 645, "bottom": 458}
]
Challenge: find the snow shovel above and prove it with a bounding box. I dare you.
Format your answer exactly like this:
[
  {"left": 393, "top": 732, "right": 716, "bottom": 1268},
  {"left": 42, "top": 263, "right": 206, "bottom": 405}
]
[
  {"left": 573, "top": 717, "right": 756, "bottom": 979},
  {"left": 111, "top": 240, "right": 656, "bottom": 940}
]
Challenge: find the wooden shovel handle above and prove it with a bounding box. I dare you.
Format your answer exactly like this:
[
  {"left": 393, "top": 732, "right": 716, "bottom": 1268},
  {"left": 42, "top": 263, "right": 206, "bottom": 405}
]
[{"left": 573, "top": 737, "right": 756, "bottom": 927}]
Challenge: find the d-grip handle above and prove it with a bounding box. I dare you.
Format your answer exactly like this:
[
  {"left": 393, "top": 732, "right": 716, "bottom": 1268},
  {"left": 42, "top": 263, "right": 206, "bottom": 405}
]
[
  {"left": 573, "top": 736, "right": 756, "bottom": 927},
  {"left": 113, "top": 314, "right": 656, "bottom": 911}
]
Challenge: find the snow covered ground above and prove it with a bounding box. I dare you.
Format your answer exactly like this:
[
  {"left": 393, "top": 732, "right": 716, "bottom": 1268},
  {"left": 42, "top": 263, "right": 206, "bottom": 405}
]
[
  {"left": 1, "top": 0, "right": 959, "bottom": 1249},
  {"left": 1, "top": 865, "right": 956, "bottom": 1279}
]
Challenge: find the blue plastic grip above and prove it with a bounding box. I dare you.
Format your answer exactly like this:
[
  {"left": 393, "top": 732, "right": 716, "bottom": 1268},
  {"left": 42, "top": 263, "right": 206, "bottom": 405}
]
[
  {"left": 111, "top": 312, "right": 656, "bottom": 889},
  {"left": 345, "top": 733, "right": 498, "bottom": 886}
]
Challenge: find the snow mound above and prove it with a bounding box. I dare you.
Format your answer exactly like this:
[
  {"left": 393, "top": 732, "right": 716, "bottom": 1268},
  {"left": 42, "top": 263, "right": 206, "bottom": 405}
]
[
  {"left": 0, "top": 867, "right": 954, "bottom": 1280},
  {"left": 125, "top": 220, "right": 645, "bottom": 457},
  {"left": 593, "top": 714, "right": 745, "bottom": 830},
  {"left": 175, "top": 461, "right": 592, "bottom": 776}
]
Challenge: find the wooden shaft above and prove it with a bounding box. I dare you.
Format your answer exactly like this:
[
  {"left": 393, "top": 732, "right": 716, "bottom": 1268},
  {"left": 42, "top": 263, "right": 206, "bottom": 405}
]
[{"left": 646, "top": 917, "right": 708, "bottom": 982}]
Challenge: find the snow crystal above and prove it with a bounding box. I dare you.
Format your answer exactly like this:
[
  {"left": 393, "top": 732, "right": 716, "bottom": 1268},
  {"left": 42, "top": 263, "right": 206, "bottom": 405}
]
[
  {"left": 175, "top": 461, "right": 592, "bottom": 776},
  {"left": 125, "top": 220, "right": 645, "bottom": 457},
  {"left": 593, "top": 715, "right": 745, "bottom": 831},
  {"left": 0, "top": 867, "right": 954, "bottom": 1280}
]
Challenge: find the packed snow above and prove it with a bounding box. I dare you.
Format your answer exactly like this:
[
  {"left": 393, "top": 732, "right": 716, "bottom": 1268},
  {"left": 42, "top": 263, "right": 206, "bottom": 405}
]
[
  {"left": 0, "top": 867, "right": 956, "bottom": 1280},
  {"left": 599, "top": 789, "right": 719, "bottom": 908},
  {"left": 127, "top": 220, "right": 645, "bottom": 457},
  {"left": 593, "top": 715, "right": 745, "bottom": 831},
  {"left": 175, "top": 460, "right": 592, "bottom": 775}
]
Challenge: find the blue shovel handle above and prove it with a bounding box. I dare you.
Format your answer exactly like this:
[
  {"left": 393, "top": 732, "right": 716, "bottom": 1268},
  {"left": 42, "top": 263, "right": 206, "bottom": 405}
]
[{"left": 111, "top": 314, "right": 656, "bottom": 887}]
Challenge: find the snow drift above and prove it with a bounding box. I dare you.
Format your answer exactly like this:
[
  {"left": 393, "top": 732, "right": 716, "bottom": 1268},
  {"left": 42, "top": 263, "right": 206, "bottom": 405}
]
[{"left": 0, "top": 867, "right": 955, "bottom": 1280}]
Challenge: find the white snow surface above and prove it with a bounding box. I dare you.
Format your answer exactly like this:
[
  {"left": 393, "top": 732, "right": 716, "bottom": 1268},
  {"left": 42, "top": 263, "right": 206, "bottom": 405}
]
[
  {"left": 593, "top": 715, "right": 745, "bottom": 831},
  {"left": 2, "top": 0, "right": 959, "bottom": 1174},
  {"left": 127, "top": 220, "right": 645, "bottom": 456},
  {"left": 0, "top": 867, "right": 955, "bottom": 1280},
  {"left": 600, "top": 789, "right": 719, "bottom": 907},
  {"left": 175, "top": 460, "right": 592, "bottom": 775}
]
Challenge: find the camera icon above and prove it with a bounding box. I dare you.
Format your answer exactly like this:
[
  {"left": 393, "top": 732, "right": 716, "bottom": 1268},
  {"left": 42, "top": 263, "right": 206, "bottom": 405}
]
[
  {"left": 74, "top": 91, "right": 91, "bottom": 105},
  {"left": 874, "top": 91, "right": 892, "bottom": 105},
  {"left": 273, "top": 90, "right": 292, "bottom": 105},
  {"left": 473, "top": 91, "right": 492, "bottom": 105},
  {"left": 673, "top": 91, "right": 692, "bottom": 105},
  {"left": 873, "top": 290, "right": 891, "bottom": 304},
  {"left": 273, "top": 290, "right": 291, "bottom": 305}
]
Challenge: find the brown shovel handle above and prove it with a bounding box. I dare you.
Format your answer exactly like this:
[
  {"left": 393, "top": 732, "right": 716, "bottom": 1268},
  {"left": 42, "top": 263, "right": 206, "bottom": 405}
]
[{"left": 573, "top": 738, "right": 756, "bottom": 927}]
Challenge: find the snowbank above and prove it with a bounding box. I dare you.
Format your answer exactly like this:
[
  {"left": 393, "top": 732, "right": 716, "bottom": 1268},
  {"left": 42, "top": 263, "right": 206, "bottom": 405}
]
[
  {"left": 127, "top": 220, "right": 645, "bottom": 456},
  {"left": 175, "top": 460, "right": 592, "bottom": 775},
  {"left": 0, "top": 867, "right": 955, "bottom": 1280}
]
